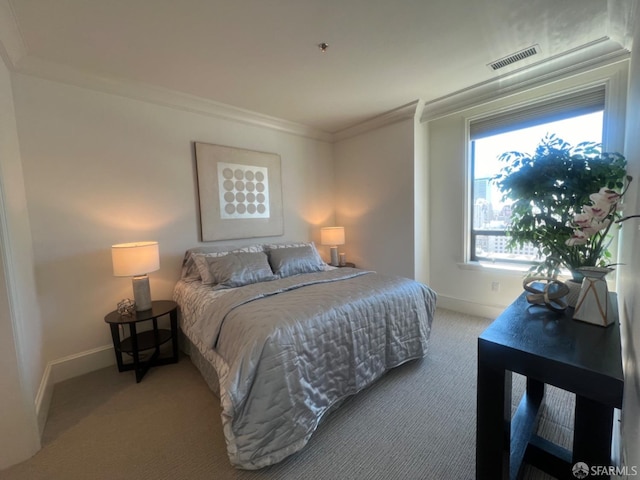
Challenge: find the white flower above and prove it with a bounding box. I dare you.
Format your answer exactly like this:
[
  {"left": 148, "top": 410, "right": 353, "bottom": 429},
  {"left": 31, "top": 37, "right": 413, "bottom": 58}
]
[
  {"left": 583, "top": 199, "right": 612, "bottom": 220},
  {"left": 581, "top": 219, "right": 610, "bottom": 237},
  {"left": 596, "top": 187, "right": 621, "bottom": 204},
  {"left": 566, "top": 230, "right": 589, "bottom": 246},
  {"left": 565, "top": 185, "right": 623, "bottom": 256},
  {"left": 573, "top": 212, "right": 592, "bottom": 227}
]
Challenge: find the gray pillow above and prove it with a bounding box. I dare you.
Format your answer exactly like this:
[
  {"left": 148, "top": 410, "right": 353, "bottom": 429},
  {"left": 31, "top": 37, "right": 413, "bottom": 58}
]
[
  {"left": 194, "top": 251, "right": 276, "bottom": 288},
  {"left": 183, "top": 245, "right": 264, "bottom": 280},
  {"left": 268, "top": 245, "right": 325, "bottom": 277}
]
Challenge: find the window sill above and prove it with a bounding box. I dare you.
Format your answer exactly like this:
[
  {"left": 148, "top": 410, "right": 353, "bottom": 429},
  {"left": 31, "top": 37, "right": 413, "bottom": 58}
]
[
  {"left": 457, "top": 261, "right": 529, "bottom": 277},
  {"left": 458, "top": 261, "right": 607, "bottom": 281}
]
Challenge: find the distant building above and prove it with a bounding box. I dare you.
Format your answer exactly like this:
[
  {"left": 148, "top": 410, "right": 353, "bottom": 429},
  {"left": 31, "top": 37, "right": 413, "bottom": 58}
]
[{"left": 473, "top": 176, "right": 537, "bottom": 261}]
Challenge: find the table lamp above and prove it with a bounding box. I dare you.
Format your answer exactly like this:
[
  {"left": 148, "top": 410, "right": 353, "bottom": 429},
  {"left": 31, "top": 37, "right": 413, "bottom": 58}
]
[
  {"left": 320, "top": 227, "right": 345, "bottom": 266},
  {"left": 112, "top": 241, "right": 160, "bottom": 311}
]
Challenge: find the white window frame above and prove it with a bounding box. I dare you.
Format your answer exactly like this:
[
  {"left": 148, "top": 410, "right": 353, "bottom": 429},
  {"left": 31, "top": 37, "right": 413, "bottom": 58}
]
[{"left": 463, "top": 72, "right": 628, "bottom": 271}]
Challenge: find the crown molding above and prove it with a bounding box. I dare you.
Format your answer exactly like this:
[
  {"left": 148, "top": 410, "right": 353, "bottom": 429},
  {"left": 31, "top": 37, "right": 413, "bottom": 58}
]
[
  {"left": 332, "top": 100, "right": 422, "bottom": 142},
  {"left": 12, "top": 55, "right": 335, "bottom": 143},
  {"left": 11, "top": 50, "right": 422, "bottom": 144},
  {"left": 4, "top": 41, "right": 632, "bottom": 144},
  {"left": 2, "top": 7, "right": 632, "bottom": 144},
  {"left": 420, "top": 37, "right": 630, "bottom": 123}
]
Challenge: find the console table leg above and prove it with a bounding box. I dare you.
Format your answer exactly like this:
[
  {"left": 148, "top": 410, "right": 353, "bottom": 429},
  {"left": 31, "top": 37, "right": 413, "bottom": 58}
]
[
  {"left": 477, "top": 359, "right": 511, "bottom": 479},
  {"left": 574, "top": 395, "right": 614, "bottom": 477}
]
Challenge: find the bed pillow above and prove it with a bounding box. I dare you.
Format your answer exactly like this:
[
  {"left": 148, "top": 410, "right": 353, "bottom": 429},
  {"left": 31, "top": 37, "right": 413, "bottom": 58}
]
[
  {"left": 268, "top": 245, "right": 326, "bottom": 277},
  {"left": 264, "top": 241, "right": 325, "bottom": 267},
  {"left": 181, "top": 244, "right": 264, "bottom": 280},
  {"left": 194, "top": 251, "right": 276, "bottom": 288}
]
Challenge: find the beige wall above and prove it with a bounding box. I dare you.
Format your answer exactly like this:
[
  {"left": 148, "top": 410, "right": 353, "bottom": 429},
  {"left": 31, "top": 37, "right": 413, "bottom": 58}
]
[
  {"left": 414, "top": 114, "right": 429, "bottom": 285},
  {"left": 11, "top": 72, "right": 335, "bottom": 372},
  {"left": 0, "top": 55, "right": 41, "bottom": 468},
  {"left": 618, "top": 4, "right": 640, "bottom": 469},
  {"left": 333, "top": 118, "right": 416, "bottom": 278}
]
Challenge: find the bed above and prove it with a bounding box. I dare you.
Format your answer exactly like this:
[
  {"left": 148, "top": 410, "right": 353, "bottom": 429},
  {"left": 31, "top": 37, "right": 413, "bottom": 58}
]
[{"left": 173, "top": 242, "right": 437, "bottom": 469}]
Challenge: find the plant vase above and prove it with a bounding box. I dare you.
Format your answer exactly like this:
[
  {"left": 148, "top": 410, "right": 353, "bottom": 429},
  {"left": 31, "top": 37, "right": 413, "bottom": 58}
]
[
  {"left": 564, "top": 272, "right": 583, "bottom": 308},
  {"left": 573, "top": 267, "right": 614, "bottom": 327}
]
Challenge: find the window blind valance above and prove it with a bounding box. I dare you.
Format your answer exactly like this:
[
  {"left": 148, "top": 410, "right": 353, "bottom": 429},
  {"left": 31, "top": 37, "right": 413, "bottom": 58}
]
[{"left": 470, "top": 86, "right": 605, "bottom": 140}]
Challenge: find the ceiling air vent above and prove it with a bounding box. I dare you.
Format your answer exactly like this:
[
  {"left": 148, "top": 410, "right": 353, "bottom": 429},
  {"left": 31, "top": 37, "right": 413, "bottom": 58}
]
[{"left": 487, "top": 45, "right": 540, "bottom": 71}]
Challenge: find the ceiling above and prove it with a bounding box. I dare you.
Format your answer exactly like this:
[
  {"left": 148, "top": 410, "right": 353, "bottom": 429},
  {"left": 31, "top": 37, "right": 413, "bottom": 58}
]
[{"left": 1, "top": 0, "right": 636, "bottom": 134}]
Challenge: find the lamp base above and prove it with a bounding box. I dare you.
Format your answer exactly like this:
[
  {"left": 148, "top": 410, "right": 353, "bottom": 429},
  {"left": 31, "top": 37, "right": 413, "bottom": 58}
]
[
  {"left": 329, "top": 246, "right": 339, "bottom": 267},
  {"left": 132, "top": 275, "right": 152, "bottom": 311}
]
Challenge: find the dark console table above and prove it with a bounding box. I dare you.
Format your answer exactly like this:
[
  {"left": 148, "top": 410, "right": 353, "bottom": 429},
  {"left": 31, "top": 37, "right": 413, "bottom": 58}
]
[{"left": 476, "top": 292, "right": 623, "bottom": 480}]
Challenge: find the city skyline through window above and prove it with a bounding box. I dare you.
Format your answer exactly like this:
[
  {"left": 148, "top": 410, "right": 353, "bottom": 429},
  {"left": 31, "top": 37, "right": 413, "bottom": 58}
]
[{"left": 471, "top": 111, "right": 604, "bottom": 263}]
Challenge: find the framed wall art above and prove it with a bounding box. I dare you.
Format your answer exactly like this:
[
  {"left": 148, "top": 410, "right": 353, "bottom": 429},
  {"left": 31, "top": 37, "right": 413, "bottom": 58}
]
[{"left": 194, "top": 142, "right": 284, "bottom": 241}]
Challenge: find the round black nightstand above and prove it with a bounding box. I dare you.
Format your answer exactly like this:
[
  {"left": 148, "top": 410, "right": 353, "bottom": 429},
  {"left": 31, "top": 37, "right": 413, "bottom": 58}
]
[{"left": 104, "top": 300, "right": 179, "bottom": 382}]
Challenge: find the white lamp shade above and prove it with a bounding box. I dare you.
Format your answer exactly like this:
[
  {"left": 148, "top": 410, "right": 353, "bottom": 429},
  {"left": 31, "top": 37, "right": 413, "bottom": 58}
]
[
  {"left": 112, "top": 241, "right": 160, "bottom": 277},
  {"left": 320, "top": 226, "right": 345, "bottom": 246}
]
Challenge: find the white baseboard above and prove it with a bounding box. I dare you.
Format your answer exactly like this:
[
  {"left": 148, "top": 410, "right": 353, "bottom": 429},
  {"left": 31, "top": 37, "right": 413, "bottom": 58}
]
[
  {"left": 436, "top": 294, "right": 506, "bottom": 320},
  {"left": 34, "top": 363, "right": 52, "bottom": 436},
  {"left": 35, "top": 345, "right": 115, "bottom": 434}
]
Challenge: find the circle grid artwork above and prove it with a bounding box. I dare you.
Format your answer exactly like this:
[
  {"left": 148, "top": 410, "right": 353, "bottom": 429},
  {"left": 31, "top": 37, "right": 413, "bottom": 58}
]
[{"left": 218, "top": 162, "right": 270, "bottom": 219}]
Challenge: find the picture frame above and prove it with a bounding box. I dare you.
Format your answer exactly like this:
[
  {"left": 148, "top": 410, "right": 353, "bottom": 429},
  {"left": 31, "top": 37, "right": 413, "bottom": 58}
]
[{"left": 194, "top": 142, "right": 284, "bottom": 241}]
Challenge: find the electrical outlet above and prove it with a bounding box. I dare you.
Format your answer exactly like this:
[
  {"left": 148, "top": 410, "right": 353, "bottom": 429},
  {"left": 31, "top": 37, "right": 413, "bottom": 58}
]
[{"left": 491, "top": 281, "right": 500, "bottom": 292}]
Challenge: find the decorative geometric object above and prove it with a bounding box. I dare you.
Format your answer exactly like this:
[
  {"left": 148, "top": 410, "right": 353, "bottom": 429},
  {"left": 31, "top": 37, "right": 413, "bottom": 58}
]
[
  {"left": 573, "top": 267, "right": 614, "bottom": 327},
  {"left": 564, "top": 277, "right": 583, "bottom": 308},
  {"left": 117, "top": 298, "right": 136, "bottom": 317},
  {"left": 195, "top": 142, "right": 283, "bottom": 241},
  {"left": 522, "top": 276, "right": 570, "bottom": 313}
]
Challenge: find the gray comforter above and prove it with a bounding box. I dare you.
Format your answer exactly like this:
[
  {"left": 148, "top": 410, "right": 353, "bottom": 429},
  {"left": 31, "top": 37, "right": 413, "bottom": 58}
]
[{"left": 175, "top": 268, "right": 436, "bottom": 469}]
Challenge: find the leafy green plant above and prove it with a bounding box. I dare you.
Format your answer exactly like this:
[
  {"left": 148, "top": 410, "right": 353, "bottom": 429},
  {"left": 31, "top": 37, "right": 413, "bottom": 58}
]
[{"left": 493, "top": 134, "right": 628, "bottom": 277}]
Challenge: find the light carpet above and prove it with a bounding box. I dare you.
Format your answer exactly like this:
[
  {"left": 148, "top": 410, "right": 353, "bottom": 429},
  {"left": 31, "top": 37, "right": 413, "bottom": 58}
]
[{"left": 0, "top": 309, "right": 574, "bottom": 480}]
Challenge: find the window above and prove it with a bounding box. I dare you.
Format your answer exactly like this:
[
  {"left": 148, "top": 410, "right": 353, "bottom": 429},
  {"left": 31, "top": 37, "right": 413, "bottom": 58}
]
[{"left": 469, "top": 87, "right": 604, "bottom": 264}]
